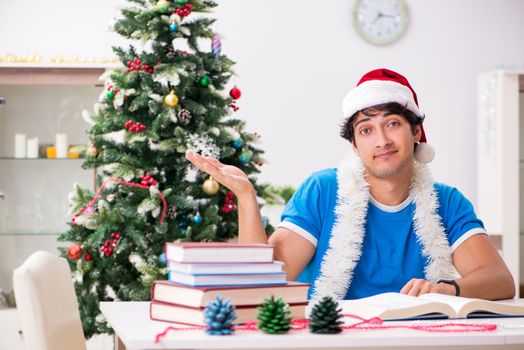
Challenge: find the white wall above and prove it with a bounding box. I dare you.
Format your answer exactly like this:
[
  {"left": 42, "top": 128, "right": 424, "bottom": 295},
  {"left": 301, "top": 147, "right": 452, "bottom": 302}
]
[{"left": 2, "top": 0, "right": 524, "bottom": 205}]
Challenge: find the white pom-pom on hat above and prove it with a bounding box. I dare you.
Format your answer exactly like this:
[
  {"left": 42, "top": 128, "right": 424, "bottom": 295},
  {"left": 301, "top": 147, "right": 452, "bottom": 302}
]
[{"left": 414, "top": 142, "right": 435, "bottom": 163}]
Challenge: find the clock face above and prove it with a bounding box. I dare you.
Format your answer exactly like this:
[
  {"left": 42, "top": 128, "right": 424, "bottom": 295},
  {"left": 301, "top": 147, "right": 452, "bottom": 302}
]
[{"left": 353, "top": 0, "right": 409, "bottom": 46}]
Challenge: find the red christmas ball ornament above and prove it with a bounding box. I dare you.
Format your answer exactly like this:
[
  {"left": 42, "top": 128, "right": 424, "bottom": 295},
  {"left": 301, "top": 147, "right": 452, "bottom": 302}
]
[
  {"left": 87, "top": 146, "right": 97, "bottom": 156},
  {"left": 67, "top": 243, "right": 83, "bottom": 260},
  {"left": 229, "top": 87, "right": 242, "bottom": 100},
  {"left": 85, "top": 252, "right": 92, "bottom": 261}
]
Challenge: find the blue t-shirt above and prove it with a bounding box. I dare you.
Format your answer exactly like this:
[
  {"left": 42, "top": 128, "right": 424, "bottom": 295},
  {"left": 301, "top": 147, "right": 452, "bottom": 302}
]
[{"left": 279, "top": 168, "right": 485, "bottom": 299}]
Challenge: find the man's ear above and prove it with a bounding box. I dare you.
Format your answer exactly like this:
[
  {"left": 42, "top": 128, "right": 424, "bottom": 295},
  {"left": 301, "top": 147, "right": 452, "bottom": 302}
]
[
  {"left": 351, "top": 140, "right": 359, "bottom": 155},
  {"left": 414, "top": 125, "right": 422, "bottom": 143}
]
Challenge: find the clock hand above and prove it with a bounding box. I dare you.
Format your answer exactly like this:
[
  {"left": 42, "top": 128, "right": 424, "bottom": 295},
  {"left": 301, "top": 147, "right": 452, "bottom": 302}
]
[
  {"left": 380, "top": 14, "right": 396, "bottom": 19},
  {"left": 373, "top": 12, "right": 384, "bottom": 24}
]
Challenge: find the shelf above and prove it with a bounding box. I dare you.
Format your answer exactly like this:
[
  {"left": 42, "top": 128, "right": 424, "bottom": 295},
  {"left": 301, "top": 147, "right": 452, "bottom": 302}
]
[
  {"left": 0, "top": 157, "right": 84, "bottom": 161},
  {"left": 0, "top": 64, "right": 118, "bottom": 86},
  {"left": 0, "top": 230, "right": 60, "bottom": 237},
  {"left": 0, "top": 63, "right": 117, "bottom": 69}
]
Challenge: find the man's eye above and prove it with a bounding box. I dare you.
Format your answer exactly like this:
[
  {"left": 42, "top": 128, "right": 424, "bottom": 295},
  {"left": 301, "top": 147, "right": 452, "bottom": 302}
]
[
  {"left": 359, "top": 128, "right": 370, "bottom": 135},
  {"left": 387, "top": 121, "right": 400, "bottom": 128}
]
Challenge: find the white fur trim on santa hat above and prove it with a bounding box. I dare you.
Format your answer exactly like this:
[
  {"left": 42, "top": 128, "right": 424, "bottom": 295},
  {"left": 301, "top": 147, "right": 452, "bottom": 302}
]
[{"left": 342, "top": 80, "right": 423, "bottom": 119}]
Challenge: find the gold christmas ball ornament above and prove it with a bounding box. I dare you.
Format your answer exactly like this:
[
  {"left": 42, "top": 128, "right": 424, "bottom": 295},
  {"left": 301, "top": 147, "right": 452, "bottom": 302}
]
[
  {"left": 156, "top": 0, "right": 169, "bottom": 9},
  {"left": 163, "top": 91, "right": 179, "bottom": 107},
  {"left": 203, "top": 177, "right": 220, "bottom": 195}
]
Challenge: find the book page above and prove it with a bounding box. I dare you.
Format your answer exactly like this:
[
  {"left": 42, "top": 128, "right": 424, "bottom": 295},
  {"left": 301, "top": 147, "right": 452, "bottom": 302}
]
[
  {"left": 339, "top": 292, "right": 453, "bottom": 320},
  {"left": 349, "top": 292, "right": 431, "bottom": 309},
  {"left": 420, "top": 293, "right": 524, "bottom": 317},
  {"left": 418, "top": 293, "right": 475, "bottom": 316}
]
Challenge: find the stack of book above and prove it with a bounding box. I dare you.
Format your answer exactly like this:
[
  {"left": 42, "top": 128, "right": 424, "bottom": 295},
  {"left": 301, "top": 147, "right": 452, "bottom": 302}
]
[{"left": 149, "top": 242, "right": 310, "bottom": 325}]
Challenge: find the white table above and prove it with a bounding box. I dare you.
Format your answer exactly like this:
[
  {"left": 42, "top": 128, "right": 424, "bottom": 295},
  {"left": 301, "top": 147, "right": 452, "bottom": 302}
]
[{"left": 100, "top": 302, "right": 524, "bottom": 350}]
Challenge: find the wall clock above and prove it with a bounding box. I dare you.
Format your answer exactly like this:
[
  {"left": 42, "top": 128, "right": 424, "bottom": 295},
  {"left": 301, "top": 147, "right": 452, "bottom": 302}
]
[{"left": 353, "top": 0, "right": 410, "bottom": 46}]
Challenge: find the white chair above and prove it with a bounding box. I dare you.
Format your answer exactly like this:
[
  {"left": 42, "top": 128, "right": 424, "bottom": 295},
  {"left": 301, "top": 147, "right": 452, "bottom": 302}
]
[{"left": 13, "top": 250, "right": 86, "bottom": 350}]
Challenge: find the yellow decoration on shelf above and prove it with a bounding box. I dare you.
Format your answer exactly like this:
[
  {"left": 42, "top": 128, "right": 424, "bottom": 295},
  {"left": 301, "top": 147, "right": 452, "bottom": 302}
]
[
  {"left": 163, "top": 91, "right": 179, "bottom": 107},
  {"left": 46, "top": 146, "right": 57, "bottom": 159},
  {"left": 69, "top": 148, "right": 80, "bottom": 159},
  {"left": 203, "top": 177, "right": 220, "bottom": 195}
]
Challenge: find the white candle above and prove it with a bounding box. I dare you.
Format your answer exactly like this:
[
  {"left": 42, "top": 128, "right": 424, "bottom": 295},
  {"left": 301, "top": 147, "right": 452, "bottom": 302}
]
[
  {"left": 26, "top": 137, "right": 39, "bottom": 158},
  {"left": 55, "top": 133, "right": 68, "bottom": 158},
  {"left": 14, "top": 133, "right": 26, "bottom": 158}
]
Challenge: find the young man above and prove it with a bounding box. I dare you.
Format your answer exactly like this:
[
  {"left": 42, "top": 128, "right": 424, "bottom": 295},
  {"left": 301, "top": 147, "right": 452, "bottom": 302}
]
[{"left": 186, "top": 68, "right": 515, "bottom": 301}]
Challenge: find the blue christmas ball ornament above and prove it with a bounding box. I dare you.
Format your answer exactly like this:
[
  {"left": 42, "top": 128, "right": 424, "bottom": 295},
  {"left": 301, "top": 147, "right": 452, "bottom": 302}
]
[
  {"left": 193, "top": 215, "right": 203, "bottom": 224},
  {"left": 231, "top": 138, "right": 243, "bottom": 149},
  {"left": 181, "top": 228, "right": 187, "bottom": 235},
  {"left": 159, "top": 253, "right": 167, "bottom": 265},
  {"left": 169, "top": 24, "right": 178, "bottom": 32},
  {"left": 262, "top": 216, "right": 268, "bottom": 228},
  {"left": 239, "top": 151, "right": 250, "bottom": 164}
]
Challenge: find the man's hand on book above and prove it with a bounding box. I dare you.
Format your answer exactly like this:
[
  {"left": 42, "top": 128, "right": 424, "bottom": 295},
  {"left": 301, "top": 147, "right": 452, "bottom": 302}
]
[
  {"left": 400, "top": 278, "right": 455, "bottom": 297},
  {"left": 185, "top": 150, "right": 255, "bottom": 198}
]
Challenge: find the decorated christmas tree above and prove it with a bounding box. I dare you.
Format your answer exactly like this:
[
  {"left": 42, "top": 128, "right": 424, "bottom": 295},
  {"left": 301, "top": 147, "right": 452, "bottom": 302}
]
[{"left": 58, "top": 0, "right": 272, "bottom": 338}]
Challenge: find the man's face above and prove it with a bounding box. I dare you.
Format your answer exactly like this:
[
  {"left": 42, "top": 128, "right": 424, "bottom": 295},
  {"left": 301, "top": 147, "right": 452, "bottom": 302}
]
[{"left": 352, "top": 111, "right": 421, "bottom": 179}]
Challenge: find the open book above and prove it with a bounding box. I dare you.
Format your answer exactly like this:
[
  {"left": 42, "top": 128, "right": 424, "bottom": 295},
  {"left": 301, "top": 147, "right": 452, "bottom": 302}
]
[{"left": 339, "top": 292, "right": 524, "bottom": 320}]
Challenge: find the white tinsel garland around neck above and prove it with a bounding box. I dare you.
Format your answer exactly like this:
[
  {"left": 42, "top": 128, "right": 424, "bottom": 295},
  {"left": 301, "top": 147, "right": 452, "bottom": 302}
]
[{"left": 310, "top": 156, "right": 458, "bottom": 304}]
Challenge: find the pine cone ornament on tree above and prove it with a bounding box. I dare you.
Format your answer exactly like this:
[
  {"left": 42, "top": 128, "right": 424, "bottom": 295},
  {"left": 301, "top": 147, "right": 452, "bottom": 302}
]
[
  {"left": 204, "top": 296, "right": 237, "bottom": 335},
  {"left": 256, "top": 296, "right": 292, "bottom": 334},
  {"left": 308, "top": 296, "right": 344, "bottom": 334},
  {"left": 164, "top": 44, "right": 176, "bottom": 59},
  {"left": 167, "top": 205, "right": 178, "bottom": 219},
  {"left": 179, "top": 108, "right": 192, "bottom": 122}
]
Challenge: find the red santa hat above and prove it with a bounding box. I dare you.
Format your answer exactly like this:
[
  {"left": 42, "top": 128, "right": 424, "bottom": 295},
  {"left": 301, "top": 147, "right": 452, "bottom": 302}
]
[{"left": 342, "top": 68, "right": 435, "bottom": 163}]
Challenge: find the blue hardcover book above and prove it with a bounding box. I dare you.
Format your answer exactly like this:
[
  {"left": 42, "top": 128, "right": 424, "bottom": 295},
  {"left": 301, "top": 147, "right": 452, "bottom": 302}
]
[{"left": 167, "top": 270, "right": 288, "bottom": 287}]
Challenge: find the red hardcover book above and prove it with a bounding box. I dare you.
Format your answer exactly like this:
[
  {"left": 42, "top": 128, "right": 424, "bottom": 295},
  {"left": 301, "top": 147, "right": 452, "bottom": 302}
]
[
  {"left": 151, "top": 280, "right": 310, "bottom": 308},
  {"left": 150, "top": 300, "right": 308, "bottom": 325},
  {"left": 164, "top": 242, "right": 274, "bottom": 263}
]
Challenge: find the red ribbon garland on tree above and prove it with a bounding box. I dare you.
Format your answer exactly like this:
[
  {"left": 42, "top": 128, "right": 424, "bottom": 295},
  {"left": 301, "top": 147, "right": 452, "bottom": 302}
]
[{"left": 75, "top": 176, "right": 167, "bottom": 224}]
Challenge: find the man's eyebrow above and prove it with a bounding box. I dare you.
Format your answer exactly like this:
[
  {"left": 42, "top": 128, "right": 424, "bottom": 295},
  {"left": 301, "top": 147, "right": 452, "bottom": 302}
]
[
  {"left": 355, "top": 113, "right": 401, "bottom": 129},
  {"left": 354, "top": 117, "right": 371, "bottom": 129}
]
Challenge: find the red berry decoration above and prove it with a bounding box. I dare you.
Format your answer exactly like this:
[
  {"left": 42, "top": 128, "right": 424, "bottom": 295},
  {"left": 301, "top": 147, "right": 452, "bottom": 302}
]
[
  {"left": 85, "top": 252, "right": 92, "bottom": 261},
  {"left": 125, "top": 120, "right": 147, "bottom": 133},
  {"left": 67, "top": 243, "right": 83, "bottom": 260},
  {"left": 229, "top": 87, "right": 242, "bottom": 99},
  {"left": 229, "top": 101, "right": 239, "bottom": 112},
  {"left": 174, "top": 4, "right": 192, "bottom": 17},
  {"left": 100, "top": 232, "right": 122, "bottom": 257},
  {"left": 140, "top": 172, "right": 157, "bottom": 186},
  {"left": 221, "top": 191, "right": 236, "bottom": 213},
  {"left": 126, "top": 58, "right": 155, "bottom": 74}
]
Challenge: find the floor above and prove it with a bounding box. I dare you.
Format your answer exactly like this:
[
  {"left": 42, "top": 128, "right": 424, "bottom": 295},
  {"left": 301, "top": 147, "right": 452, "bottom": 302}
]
[{"left": 0, "top": 308, "right": 113, "bottom": 350}]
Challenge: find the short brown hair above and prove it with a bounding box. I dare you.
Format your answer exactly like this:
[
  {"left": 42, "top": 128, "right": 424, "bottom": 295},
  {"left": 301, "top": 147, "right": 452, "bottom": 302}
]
[{"left": 340, "top": 102, "right": 424, "bottom": 143}]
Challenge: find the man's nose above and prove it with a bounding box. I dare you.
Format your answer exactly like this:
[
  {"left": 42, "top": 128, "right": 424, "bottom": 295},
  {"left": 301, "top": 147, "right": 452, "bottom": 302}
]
[{"left": 375, "top": 128, "right": 392, "bottom": 148}]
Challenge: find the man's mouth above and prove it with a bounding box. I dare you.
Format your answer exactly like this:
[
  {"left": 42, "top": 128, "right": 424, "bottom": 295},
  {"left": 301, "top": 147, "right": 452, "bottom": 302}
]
[{"left": 374, "top": 150, "right": 398, "bottom": 160}]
